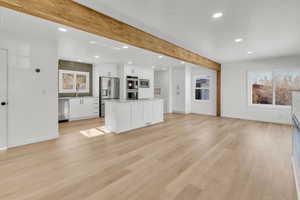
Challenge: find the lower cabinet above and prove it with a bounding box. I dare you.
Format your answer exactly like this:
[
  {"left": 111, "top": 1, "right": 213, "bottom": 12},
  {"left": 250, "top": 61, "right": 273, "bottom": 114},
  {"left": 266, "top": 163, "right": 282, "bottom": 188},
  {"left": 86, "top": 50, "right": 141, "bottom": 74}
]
[
  {"left": 152, "top": 99, "right": 164, "bottom": 124},
  {"left": 131, "top": 102, "right": 145, "bottom": 129},
  {"left": 105, "top": 99, "right": 164, "bottom": 133},
  {"left": 69, "top": 97, "right": 99, "bottom": 121},
  {"left": 143, "top": 101, "right": 153, "bottom": 125}
]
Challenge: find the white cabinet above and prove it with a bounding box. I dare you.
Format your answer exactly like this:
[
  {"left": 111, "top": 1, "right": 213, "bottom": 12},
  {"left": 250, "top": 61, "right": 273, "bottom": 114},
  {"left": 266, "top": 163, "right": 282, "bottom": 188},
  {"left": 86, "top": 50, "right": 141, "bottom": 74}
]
[
  {"left": 153, "top": 99, "right": 164, "bottom": 123},
  {"left": 105, "top": 99, "right": 164, "bottom": 134},
  {"left": 131, "top": 102, "right": 144, "bottom": 128},
  {"left": 115, "top": 103, "right": 132, "bottom": 132},
  {"left": 143, "top": 101, "right": 153, "bottom": 125},
  {"left": 69, "top": 97, "right": 99, "bottom": 121},
  {"left": 124, "top": 65, "right": 139, "bottom": 76}
]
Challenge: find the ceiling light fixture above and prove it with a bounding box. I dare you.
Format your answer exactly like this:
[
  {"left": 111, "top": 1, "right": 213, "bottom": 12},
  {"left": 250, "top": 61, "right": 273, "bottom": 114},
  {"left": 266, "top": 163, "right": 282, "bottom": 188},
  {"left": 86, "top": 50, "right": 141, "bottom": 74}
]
[
  {"left": 181, "top": 61, "right": 185, "bottom": 64},
  {"left": 94, "top": 56, "right": 100, "bottom": 59},
  {"left": 89, "top": 41, "right": 96, "bottom": 44},
  {"left": 247, "top": 51, "right": 253, "bottom": 55},
  {"left": 58, "top": 27, "right": 67, "bottom": 32},
  {"left": 235, "top": 38, "right": 243, "bottom": 43},
  {"left": 158, "top": 55, "right": 163, "bottom": 59},
  {"left": 123, "top": 46, "right": 129, "bottom": 49},
  {"left": 212, "top": 12, "right": 223, "bottom": 19}
]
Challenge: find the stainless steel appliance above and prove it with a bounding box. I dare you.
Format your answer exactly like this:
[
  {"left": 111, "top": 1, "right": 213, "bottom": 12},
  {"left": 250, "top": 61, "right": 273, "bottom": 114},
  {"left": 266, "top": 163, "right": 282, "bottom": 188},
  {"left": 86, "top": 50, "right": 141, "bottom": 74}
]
[
  {"left": 139, "top": 79, "right": 150, "bottom": 88},
  {"left": 58, "top": 98, "right": 70, "bottom": 122},
  {"left": 99, "top": 77, "right": 120, "bottom": 117},
  {"left": 127, "top": 76, "right": 139, "bottom": 100}
]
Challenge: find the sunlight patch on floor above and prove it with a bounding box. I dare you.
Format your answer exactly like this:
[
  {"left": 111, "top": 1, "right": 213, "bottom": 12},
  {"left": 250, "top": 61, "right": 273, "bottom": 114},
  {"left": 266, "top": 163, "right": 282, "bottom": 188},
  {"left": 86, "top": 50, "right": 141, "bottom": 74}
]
[{"left": 80, "top": 126, "right": 111, "bottom": 138}]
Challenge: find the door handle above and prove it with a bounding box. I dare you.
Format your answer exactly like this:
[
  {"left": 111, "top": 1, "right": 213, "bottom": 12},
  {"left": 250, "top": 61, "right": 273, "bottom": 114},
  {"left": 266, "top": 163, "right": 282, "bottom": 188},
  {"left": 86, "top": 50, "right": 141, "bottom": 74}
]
[{"left": 1, "top": 102, "right": 7, "bottom": 106}]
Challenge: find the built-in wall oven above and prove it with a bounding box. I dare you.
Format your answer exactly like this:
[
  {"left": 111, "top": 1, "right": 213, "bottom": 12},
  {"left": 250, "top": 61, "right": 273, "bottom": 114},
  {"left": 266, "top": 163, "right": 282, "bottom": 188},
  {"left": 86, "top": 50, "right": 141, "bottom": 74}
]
[
  {"left": 139, "top": 79, "right": 150, "bottom": 88},
  {"left": 127, "top": 76, "right": 139, "bottom": 100}
]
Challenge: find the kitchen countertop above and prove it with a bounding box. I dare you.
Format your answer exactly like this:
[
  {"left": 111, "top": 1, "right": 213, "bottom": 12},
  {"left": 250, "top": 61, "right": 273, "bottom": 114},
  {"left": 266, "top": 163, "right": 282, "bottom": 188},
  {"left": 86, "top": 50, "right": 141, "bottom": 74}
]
[
  {"left": 58, "top": 96, "right": 99, "bottom": 100},
  {"left": 105, "top": 98, "right": 163, "bottom": 103}
]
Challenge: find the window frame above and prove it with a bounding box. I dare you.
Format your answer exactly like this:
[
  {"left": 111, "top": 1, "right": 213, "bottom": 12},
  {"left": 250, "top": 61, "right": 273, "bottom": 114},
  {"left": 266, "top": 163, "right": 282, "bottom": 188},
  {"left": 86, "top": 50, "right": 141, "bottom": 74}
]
[
  {"left": 247, "top": 70, "right": 299, "bottom": 109},
  {"left": 193, "top": 75, "right": 211, "bottom": 102}
]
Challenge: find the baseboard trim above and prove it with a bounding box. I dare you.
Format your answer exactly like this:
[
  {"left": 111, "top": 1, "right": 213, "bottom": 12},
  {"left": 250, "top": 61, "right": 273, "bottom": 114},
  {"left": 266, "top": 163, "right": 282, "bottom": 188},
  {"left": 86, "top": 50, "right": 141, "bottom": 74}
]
[
  {"left": 221, "top": 114, "right": 292, "bottom": 125},
  {"left": 292, "top": 156, "right": 300, "bottom": 200},
  {"left": 8, "top": 134, "right": 59, "bottom": 149},
  {"left": 0, "top": 147, "right": 7, "bottom": 151}
]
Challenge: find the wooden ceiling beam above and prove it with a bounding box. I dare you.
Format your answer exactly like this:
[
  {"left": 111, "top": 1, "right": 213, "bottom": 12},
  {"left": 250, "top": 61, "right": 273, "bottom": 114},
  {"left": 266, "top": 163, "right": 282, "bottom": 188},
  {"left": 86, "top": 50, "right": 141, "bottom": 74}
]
[{"left": 0, "top": 0, "right": 221, "bottom": 71}]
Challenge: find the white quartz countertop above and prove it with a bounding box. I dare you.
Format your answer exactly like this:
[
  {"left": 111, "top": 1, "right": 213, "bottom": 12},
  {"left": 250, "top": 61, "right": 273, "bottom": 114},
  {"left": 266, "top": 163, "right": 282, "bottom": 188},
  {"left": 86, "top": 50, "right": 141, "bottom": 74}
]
[
  {"left": 105, "top": 98, "right": 163, "bottom": 103},
  {"left": 58, "top": 96, "right": 98, "bottom": 100}
]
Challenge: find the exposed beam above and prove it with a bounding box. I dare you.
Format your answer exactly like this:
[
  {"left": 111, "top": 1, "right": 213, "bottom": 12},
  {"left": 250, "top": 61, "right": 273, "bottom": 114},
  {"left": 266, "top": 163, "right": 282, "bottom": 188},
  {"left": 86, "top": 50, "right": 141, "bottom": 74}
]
[
  {"left": 0, "top": 0, "right": 221, "bottom": 71},
  {"left": 0, "top": 0, "right": 222, "bottom": 117}
]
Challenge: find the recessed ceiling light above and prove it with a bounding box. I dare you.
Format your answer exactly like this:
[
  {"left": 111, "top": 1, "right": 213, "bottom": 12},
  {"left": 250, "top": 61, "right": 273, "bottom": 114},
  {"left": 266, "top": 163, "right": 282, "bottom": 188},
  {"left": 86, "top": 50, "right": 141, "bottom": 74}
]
[
  {"left": 94, "top": 55, "right": 99, "bottom": 59},
  {"left": 248, "top": 51, "right": 253, "bottom": 55},
  {"left": 181, "top": 61, "right": 185, "bottom": 64},
  {"left": 212, "top": 12, "right": 223, "bottom": 19},
  {"left": 158, "top": 55, "right": 163, "bottom": 59},
  {"left": 89, "top": 41, "right": 96, "bottom": 44},
  {"left": 128, "top": 61, "right": 133, "bottom": 64},
  {"left": 235, "top": 38, "right": 243, "bottom": 43},
  {"left": 123, "top": 46, "right": 129, "bottom": 49},
  {"left": 78, "top": 59, "right": 81, "bottom": 62},
  {"left": 58, "top": 27, "right": 67, "bottom": 32}
]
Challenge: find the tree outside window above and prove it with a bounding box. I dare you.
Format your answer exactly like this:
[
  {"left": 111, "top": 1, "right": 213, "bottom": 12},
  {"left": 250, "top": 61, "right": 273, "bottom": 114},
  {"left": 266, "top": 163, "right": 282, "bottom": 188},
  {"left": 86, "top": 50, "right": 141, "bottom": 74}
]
[{"left": 248, "top": 71, "right": 300, "bottom": 106}]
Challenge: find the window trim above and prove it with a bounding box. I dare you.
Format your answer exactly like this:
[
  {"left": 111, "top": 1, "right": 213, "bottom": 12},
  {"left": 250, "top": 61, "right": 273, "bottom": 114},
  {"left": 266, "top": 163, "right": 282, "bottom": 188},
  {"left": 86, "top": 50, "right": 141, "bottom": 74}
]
[
  {"left": 247, "top": 70, "right": 297, "bottom": 108},
  {"left": 193, "top": 75, "right": 211, "bottom": 102}
]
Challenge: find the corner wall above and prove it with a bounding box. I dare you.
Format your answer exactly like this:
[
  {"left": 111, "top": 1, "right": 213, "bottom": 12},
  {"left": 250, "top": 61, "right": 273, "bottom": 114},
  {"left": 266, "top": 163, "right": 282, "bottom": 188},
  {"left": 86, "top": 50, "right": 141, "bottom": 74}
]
[
  {"left": 222, "top": 55, "right": 300, "bottom": 124},
  {"left": 0, "top": 33, "right": 59, "bottom": 147}
]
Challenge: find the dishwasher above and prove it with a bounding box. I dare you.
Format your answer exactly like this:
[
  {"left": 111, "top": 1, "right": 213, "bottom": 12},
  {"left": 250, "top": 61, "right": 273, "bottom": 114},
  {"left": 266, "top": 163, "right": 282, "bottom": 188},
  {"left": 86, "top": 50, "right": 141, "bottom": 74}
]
[{"left": 58, "top": 99, "right": 70, "bottom": 123}]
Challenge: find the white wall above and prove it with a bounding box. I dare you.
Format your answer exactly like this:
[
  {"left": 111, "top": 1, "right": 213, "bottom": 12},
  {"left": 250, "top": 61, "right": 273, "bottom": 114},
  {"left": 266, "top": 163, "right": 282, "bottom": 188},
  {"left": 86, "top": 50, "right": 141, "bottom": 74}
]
[
  {"left": 222, "top": 55, "right": 300, "bottom": 124},
  {"left": 0, "top": 33, "right": 59, "bottom": 147},
  {"left": 190, "top": 64, "right": 217, "bottom": 116},
  {"left": 93, "top": 63, "right": 119, "bottom": 97},
  {"left": 170, "top": 64, "right": 217, "bottom": 115},
  {"left": 119, "top": 65, "right": 154, "bottom": 99},
  {"left": 185, "top": 65, "right": 192, "bottom": 114},
  {"left": 154, "top": 70, "right": 170, "bottom": 113},
  {"left": 172, "top": 66, "right": 186, "bottom": 113}
]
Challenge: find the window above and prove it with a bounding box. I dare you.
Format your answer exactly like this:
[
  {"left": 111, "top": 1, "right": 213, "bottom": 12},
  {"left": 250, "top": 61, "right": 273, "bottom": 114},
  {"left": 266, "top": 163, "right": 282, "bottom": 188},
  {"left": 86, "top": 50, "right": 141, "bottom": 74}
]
[
  {"left": 248, "top": 71, "right": 300, "bottom": 106},
  {"left": 194, "top": 76, "right": 210, "bottom": 101}
]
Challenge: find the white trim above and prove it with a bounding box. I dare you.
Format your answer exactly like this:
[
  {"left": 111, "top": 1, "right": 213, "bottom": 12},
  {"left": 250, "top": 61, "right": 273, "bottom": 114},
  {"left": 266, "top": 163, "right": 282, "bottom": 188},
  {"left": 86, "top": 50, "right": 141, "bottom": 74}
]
[
  {"left": 8, "top": 134, "right": 59, "bottom": 148},
  {"left": 0, "top": 48, "right": 8, "bottom": 149},
  {"left": 0, "top": 147, "right": 7, "bottom": 151},
  {"left": 193, "top": 75, "right": 211, "bottom": 102},
  {"left": 59, "top": 70, "right": 76, "bottom": 93},
  {"left": 292, "top": 156, "right": 300, "bottom": 200},
  {"left": 247, "top": 70, "right": 300, "bottom": 107}
]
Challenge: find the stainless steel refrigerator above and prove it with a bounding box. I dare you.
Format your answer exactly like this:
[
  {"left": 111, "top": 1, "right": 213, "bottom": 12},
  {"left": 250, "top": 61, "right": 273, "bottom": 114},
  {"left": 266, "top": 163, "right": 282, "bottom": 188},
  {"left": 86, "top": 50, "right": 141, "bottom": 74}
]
[{"left": 99, "top": 77, "right": 120, "bottom": 117}]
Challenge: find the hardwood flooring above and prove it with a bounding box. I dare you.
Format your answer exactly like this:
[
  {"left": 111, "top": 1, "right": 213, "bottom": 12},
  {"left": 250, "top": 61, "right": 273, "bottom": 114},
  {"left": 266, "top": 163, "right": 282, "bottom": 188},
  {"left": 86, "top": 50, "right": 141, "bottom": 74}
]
[{"left": 0, "top": 114, "right": 297, "bottom": 200}]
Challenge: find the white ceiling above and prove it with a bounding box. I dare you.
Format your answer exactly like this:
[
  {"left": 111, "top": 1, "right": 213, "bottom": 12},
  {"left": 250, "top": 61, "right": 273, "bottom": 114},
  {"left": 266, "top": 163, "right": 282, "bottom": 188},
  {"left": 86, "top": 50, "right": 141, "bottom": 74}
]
[
  {"left": 0, "top": 7, "right": 184, "bottom": 70},
  {"left": 75, "top": 0, "right": 300, "bottom": 63}
]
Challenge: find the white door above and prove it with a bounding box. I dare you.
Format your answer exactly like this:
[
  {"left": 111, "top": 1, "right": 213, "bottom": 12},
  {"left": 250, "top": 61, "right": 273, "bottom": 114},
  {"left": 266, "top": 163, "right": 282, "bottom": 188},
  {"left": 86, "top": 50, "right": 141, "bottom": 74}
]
[{"left": 0, "top": 49, "right": 8, "bottom": 149}]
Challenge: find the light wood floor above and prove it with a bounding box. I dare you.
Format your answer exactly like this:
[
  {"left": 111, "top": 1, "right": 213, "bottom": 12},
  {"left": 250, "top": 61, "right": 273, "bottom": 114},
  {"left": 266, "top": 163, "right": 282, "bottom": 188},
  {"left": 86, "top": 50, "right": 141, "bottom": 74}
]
[{"left": 0, "top": 114, "right": 297, "bottom": 200}]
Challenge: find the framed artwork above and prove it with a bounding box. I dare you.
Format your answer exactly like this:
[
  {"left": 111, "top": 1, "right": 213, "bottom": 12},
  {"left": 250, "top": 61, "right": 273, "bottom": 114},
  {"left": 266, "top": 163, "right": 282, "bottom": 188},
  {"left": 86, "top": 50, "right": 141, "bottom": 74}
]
[{"left": 59, "top": 70, "right": 90, "bottom": 93}]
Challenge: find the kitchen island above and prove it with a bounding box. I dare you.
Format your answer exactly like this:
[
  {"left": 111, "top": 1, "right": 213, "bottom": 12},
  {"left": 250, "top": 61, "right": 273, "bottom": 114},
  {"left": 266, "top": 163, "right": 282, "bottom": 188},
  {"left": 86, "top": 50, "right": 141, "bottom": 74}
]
[{"left": 105, "top": 98, "right": 164, "bottom": 133}]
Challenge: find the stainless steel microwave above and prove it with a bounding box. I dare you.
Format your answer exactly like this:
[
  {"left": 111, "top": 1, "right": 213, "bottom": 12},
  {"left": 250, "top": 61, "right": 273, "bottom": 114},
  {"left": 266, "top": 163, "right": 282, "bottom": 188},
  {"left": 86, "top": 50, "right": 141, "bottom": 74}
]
[{"left": 139, "top": 79, "right": 150, "bottom": 88}]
